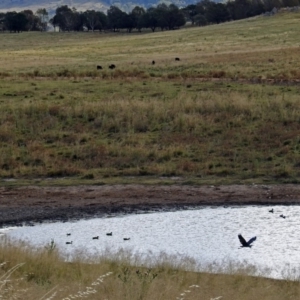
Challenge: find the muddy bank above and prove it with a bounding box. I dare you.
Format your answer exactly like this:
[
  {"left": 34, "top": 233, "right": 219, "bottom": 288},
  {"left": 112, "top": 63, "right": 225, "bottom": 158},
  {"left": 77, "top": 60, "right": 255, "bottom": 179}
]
[{"left": 1, "top": 184, "right": 300, "bottom": 227}]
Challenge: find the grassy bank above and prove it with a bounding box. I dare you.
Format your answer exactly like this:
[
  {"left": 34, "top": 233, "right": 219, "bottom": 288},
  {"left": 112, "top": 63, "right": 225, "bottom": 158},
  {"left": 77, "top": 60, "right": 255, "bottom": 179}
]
[
  {"left": 1, "top": 238, "right": 300, "bottom": 300},
  {"left": 0, "top": 12, "right": 300, "bottom": 185}
]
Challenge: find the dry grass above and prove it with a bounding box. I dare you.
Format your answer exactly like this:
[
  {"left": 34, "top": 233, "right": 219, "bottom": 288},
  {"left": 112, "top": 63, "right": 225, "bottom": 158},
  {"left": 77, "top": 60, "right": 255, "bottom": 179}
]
[
  {"left": 1, "top": 237, "right": 300, "bottom": 299},
  {"left": 0, "top": 12, "right": 300, "bottom": 184},
  {"left": 1, "top": 12, "right": 300, "bottom": 80},
  {"left": 0, "top": 79, "right": 299, "bottom": 183}
]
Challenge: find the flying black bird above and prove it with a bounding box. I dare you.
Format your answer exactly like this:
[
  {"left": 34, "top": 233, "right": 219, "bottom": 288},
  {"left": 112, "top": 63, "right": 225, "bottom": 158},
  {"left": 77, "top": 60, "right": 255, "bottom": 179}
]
[{"left": 238, "top": 234, "right": 256, "bottom": 248}]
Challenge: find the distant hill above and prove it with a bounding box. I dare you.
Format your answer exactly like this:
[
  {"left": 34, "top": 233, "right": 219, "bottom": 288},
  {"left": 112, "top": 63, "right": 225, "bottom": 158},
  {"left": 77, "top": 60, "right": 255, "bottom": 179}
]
[{"left": 0, "top": 0, "right": 198, "bottom": 14}]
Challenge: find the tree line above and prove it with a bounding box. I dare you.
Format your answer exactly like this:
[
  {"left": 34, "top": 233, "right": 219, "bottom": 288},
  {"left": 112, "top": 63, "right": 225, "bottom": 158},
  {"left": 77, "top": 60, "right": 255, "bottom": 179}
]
[
  {"left": 0, "top": 0, "right": 299, "bottom": 33},
  {"left": 49, "top": 4, "right": 185, "bottom": 32}
]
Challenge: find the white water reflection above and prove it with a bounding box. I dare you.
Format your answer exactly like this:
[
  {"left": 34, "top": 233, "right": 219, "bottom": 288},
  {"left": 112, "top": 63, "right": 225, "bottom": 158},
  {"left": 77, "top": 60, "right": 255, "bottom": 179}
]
[{"left": 3, "top": 205, "right": 300, "bottom": 279}]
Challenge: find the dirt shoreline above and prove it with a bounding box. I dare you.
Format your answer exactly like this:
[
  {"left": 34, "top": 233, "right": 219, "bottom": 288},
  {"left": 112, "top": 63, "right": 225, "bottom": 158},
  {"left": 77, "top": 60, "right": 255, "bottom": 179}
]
[{"left": 1, "top": 184, "right": 300, "bottom": 227}]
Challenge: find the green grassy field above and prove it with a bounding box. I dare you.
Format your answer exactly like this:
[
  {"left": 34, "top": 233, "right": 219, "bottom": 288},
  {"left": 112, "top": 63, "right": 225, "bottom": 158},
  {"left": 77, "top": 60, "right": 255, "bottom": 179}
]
[{"left": 0, "top": 12, "right": 300, "bottom": 185}]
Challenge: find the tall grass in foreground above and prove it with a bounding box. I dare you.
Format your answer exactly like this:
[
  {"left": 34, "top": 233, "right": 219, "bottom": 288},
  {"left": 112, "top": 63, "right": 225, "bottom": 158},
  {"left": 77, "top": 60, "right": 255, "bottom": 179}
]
[{"left": 1, "top": 238, "right": 300, "bottom": 299}]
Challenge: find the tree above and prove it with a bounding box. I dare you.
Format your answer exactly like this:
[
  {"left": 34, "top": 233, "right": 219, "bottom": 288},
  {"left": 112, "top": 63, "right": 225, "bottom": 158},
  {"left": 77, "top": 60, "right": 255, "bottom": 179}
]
[
  {"left": 72, "top": 10, "right": 85, "bottom": 31},
  {"left": 196, "top": 0, "right": 214, "bottom": 14},
  {"left": 107, "top": 6, "right": 124, "bottom": 32},
  {"left": 262, "top": 0, "right": 283, "bottom": 12},
  {"left": 282, "top": 0, "right": 299, "bottom": 7},
  {"left": 84, "top": 10, "right": 99, "bottom": 31},
  {"left": 227, "top": 0, "right": 252, "bottom": 20},
  {"left": 49, "top": 15, "right": 59, "bottom": 31},
  {"left": 51, "top": 5, "right": 77, "bottom": 31},
  {"left": 166, "top": 4, "right": 186, "bottom": 29},
  {"left": 0, "top": 13, "right": 5, "bottom": 31},
  {"left": 194, "top": 13, "right": 208, "bottom": 26},
  {"left": 5, "top": 11, "right": 29, "bottom": 32},
  {"left": 247, "top": 0, "right": 265, "bottom": 16},
  {"left": 21, "top": 10, "right": 38, "bottom": 31},
  {"left": 36, "top": 8, "right": 49, "bottom": 31},
  {"left": 156, "top": 4, "right": 185, "bottom": 30},
  {"left": 123, "top": 13, "right": 137, "bottom": 32},
  {"left": 206, "top": 3, "right": 230, "bottom": 23},
  {"left": 131, "top": 6, "right": 145, "bottom": 32},
  {"left": 83, "top": 10, "right": 107, "bottom": 32},
  {"left": 181, "top": 4, "right": 198, "bottom": 24},
  {"left": 156, "top": 4, "right": 169, "bottom": 30},
  {"left": 94, "top": 12, "right": 107, "bottom": 31},
  {"left": 140, "top": 7, "right": 159, "bottom": 32}
]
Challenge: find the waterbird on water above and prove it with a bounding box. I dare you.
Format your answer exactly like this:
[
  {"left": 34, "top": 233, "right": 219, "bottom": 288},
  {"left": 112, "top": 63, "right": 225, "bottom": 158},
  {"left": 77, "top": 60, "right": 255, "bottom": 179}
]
[
  {"left": 238, "top": 234, "right": 256, "bottom": 248},
  {"left": 92, "top": 236, "right": 99, "bottom": 239},
  {"left": 280, "top": 214, "right": 286, "bottom": 219},
  {"left": 269, "top": 209, "right": 274, "bottom": 213},
  {"left": 66, "top": 241, "right": 73, "bottom": 245},
  {"left": 106, "top": 232, "right": 112, "bottom": 236}
]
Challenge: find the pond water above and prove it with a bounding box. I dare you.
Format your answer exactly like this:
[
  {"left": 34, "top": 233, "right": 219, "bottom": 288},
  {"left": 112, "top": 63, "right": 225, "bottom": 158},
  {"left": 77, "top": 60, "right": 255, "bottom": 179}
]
[{"left": 2, "top": 205, "right": 300, "bottom": 280}]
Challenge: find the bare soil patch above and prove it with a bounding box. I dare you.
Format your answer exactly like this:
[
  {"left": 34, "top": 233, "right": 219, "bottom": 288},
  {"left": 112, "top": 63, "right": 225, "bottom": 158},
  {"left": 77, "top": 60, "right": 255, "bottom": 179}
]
[{"left": 0, "top": 184, "right": 300, "bottom": 227}]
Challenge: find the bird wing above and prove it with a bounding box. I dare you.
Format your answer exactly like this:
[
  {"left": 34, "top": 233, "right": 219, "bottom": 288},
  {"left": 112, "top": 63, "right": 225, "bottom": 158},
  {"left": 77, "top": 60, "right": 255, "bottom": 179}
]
[
  {"left": 238, "top": 234, "right": 248, "bottom": 246},
  {"left": 247, "top": 236, "right": 257, "bottom": 245}
]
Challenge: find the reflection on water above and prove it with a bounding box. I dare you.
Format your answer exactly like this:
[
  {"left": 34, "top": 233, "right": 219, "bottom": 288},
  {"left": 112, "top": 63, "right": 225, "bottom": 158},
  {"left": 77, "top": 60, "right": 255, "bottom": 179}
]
[{"left": 3, "top": 205, "right": 300, "bottom": 279}]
